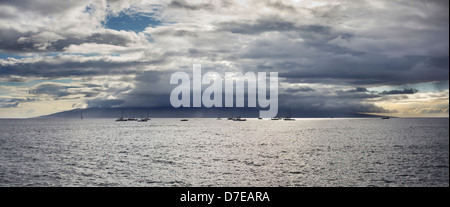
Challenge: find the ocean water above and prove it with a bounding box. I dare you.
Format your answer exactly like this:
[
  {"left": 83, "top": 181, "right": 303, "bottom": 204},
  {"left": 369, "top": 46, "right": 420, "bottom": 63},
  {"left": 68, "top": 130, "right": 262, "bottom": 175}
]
[{"left": 0, "top": 118, "right": 448, "bottom": 187}]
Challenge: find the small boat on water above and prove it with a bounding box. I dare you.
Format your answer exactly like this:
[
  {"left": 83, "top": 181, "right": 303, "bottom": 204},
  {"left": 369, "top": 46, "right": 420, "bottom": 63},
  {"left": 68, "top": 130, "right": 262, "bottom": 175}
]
[
  {"left": 137, "top": 117, "right": 149, "bottom": 122},
  {"left": 138, "top": 111, "right": 151, "bottom": 122},
  {"left": 181, "top": 119, "right": 189, "bottom": 121},
  {"left": 271, "top": 117, "right": 280, "bottom": 120},
  {"left": 233, "top": 117, "right": 246, "bottom": 121},
  {"left": 116, "top": 117, "right": 127, "bottom": 122},
  {"left": 381, "top": 117, "right": 390, "bottom": 120}
]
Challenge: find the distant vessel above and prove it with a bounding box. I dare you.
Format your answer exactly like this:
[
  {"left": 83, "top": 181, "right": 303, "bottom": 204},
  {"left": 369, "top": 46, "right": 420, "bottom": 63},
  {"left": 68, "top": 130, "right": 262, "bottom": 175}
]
[
  {"left": 127, "top": 118, "right": 138, "bottom": 121},
  {"left": 258, "top": 118, "right": 263, "bottom": 120},
  {"left": 138, "top": 111, "right": 151, "bottom": 122},
  {"left": 283, "top": 108, "right": 295, "bottom": 121},
  {"left": 271, "top": 117, "right": 280, "bottom": 120},
  {"left": 116, "top": 117, "right": 127, "bottom": 122},
  {"left": 382, "top": 117, "right": 390, "bottom": 120},
  {"left": 116, "top": 109, "right": 128, "bottom": 122},
  {"left": 233, "top": 117, "right": 246, "bottom": 121},
  {"left": 181, "top": 119, "right": 189, "bottom": 121},
  {"left": 137, "top": 117, "right": 148, "bottom": 122},
  {"left": 80, "top": 112, "right": 83, "bottom": 120}
]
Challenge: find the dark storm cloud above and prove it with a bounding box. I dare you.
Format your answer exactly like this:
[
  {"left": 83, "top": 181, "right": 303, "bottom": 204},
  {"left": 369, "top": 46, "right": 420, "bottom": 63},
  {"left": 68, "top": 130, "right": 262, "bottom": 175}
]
[
  {"left": 279, "top": 55, "right": 449, "bottom": 86},
  {"left": 0, "top": 57, "right": 165, "bottom": 79},
  {"left": 0, "top": 29, "right": 34, "bottom": 53},
  {"left": 380, "top": 88, "right": 419, "bottom": 95},
  {"left": 347, "top": 87, "right": 369, "bottom": 93},
  {"left": 278, "top": 93, "right": 396, "bottom": 117},
  {"left": 283, "top": 87, "right": 315, "bottom": 94},
  {"left": 168, "top": 0, "right": 215, "bottom": 11},
  {"left": 103, "top": 70, "right": 176, "bottom": 108},
  {"left": 0, "top": 29, "right": 139, "bottom": 53},
  {"left": 85, "top": 98, "right": 125, "bottom": 108}
]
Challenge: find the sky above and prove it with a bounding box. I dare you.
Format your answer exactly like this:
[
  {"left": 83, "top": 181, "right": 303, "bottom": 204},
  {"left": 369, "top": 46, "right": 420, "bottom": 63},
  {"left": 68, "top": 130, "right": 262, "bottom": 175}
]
[{"left": 0, "top": 0, "right": 448, "bottom": 118}]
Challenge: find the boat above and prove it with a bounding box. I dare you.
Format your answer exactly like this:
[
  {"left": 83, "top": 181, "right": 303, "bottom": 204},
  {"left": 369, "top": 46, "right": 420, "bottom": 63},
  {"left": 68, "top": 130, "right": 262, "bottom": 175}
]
[
  {"left": 138, "top": 111, "right": 151, "bottom": 122},
  {"left": 181, "top": 119, "right": 189, "bottom": 121},
  {"left": 271, "top": 117, "right": 280, "bottom": 120},
  {"left": 116, "top": 117, "right": 127, "bottom": 122},
  {"left": 80, "top": 112, "right": 83, "bottom": 120},
  {"left": 127, "top": 118, "right": 138, "bottom": 121},
  {"left": 116, "top": 109, "right": 128, "bottom": 121},
  {"left": 233, "top": 117, "right": 246, "bottom": 121},
  {"left": 258, "top": 118, "right": 263, "bottom": 120},
  {"left": 381, "top": 117, "right": 390, "bottom": 119},
  {"left": 137, "top": 117, "right": 148, "bottom": 122}
]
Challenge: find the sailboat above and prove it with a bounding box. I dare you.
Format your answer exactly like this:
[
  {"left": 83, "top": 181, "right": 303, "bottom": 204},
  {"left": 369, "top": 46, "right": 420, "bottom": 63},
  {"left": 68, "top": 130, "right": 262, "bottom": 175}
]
[
  {"left": 127, "top": 117, "right": 138, "bottom": 121},
  {"left": 283, "top": 108, "right": 295, "bottom": 121},
  {"left": 80, "top": 112, "right": 83, "bottom": 120},
  {"left": 138, "top": 110, "right": 151, "bottom": 122},
  {"left": 116, "top": 109, "right": 127, "bottom": 122},
  {"left": 116, "top": 117, "right": 127, "bottom": 122},
  {"left": 137, "top": 116, "right": 148, "bottom": 122}
]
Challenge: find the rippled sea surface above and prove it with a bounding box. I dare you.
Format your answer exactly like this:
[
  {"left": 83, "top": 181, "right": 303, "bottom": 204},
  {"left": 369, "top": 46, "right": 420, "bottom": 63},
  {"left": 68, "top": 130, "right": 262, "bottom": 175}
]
[{"left": 0, "top": 118, "right": 448, "bottom": 187}]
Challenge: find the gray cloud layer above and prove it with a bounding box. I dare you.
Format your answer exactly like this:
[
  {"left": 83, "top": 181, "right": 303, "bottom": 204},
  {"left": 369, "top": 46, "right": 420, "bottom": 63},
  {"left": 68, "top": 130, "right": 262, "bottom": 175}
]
[{"left": 0, "top": 0, "right": 448, "bottom": 117}]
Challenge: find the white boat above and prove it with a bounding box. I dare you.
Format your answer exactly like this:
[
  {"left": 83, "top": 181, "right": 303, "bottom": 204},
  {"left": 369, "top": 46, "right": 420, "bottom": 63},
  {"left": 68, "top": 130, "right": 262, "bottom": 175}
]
[
  {"left": 116, "top": 117, "right": 127, "bottom": 122},
  {"left": 233, "top": 117, "right": 246, "bottom": 121}
]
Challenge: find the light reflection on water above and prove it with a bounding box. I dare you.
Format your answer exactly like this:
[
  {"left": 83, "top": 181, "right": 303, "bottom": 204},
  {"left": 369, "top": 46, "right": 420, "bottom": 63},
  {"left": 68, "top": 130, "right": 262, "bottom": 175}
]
[{"left": 0, "top": 118, "right": 448, "bottom": 187}]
